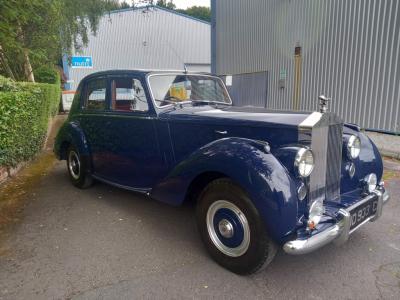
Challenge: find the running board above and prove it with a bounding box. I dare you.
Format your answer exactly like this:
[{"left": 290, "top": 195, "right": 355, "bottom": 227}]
[{"left": 92, "top": 174, "right": 151, "bottom": 195}]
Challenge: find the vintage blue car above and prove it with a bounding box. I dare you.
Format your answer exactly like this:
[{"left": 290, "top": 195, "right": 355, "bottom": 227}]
[{"left": 54, "top": 70, "right": 390, "bottom": 274}]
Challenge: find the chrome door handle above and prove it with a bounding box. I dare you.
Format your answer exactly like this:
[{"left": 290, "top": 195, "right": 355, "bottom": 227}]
[{"left": 215, "top": 130, "right": 228, "bottom": 135}]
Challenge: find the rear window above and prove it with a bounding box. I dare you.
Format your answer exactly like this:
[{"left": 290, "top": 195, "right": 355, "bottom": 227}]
[{"left": 85, "top": 79, "right": 106, "bottom": 110}]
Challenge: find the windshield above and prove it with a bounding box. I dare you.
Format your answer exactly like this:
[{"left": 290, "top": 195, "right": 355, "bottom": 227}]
[{"left": 148, "top": 74, "right": 232, "bottom": 107}]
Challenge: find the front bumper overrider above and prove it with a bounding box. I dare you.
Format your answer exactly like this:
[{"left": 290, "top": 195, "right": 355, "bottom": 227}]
[{"left": 283, "top": 187, "right": 390, "bottom": 255}]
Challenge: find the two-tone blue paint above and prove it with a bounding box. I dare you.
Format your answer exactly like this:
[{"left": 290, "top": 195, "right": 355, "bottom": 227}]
[{"left": 54, "top": 70, "right": 384, "bottom": 245}]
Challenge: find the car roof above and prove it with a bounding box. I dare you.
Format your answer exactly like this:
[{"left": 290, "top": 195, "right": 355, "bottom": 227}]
[{"left": 81, "top": 69, "right": 214, "bottom": 82}]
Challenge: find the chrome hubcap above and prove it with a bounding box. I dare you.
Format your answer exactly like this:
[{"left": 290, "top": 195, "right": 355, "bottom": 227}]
[
  {"left": 206, "top": 200, "right": 250, "bottom": 257},
  {"left": 68, "top": 150, "right": 80, "bottom": 180},
  {"left": 218, "top": 219, "right": 234, "bottom": 238}
]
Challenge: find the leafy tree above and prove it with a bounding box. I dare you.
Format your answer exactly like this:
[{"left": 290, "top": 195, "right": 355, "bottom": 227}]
[
  {"left": 177, "top": 6, "right": 211, "bottom": 22},
  {"left": 156, "top": 1, "right": 176, "bottom": 10},
  {"left": 0, "top": 0, "right": 119, "bottom": 82},
  {"left": 119, "top": 1, "right": 132, "bottom": 9}
]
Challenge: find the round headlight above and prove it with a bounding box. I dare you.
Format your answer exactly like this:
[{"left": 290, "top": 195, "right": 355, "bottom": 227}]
[
  {"left": 308, "top": 200, "right": 325, "bottom": 229},
  {"left": 364, "top": 173, "right": 377, "bottom": 193},
  {"left": 295, "top": 148, "right": 314, "bottom": 177},
  {"left": 347, "top": 135, "right": 361, "bottom": 159}
]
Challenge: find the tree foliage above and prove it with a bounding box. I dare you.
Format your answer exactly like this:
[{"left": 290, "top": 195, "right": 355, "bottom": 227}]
[
  {"left": 0, "top": 0, "right": 210, "bottom": 82},
  {"left": 156, "top": 0, "right": 176, "bottom": 10},
  {"left": 176, "top": 6, "right": 211, "bottom": 22},
  {"left": 0, "top": 0, "right": 126, "bottom": 81},
  {"left": 138, "top": 1, "right": 210, "bottom": 21}
]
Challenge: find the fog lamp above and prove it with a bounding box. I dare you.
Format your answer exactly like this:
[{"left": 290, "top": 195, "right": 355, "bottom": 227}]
[
  {"left": 307, "top": 200, "right": 325, "bottom": 230},
  {"left": 364, "top": 173, "right": 377, "bottom": 193}
]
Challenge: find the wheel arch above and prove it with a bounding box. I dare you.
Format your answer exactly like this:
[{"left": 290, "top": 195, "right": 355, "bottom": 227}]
[
  {"left": 59, "top": 141, "right": 71, "bottom": 160},
  {"left": 54, "top": 121, "right": 91, "bottom": 160},
  {"left": 150, "top": 137, "right": 299, "bottom": 243},
  {"left": 184, "top": 171, "right": 228, "bottom": 204}
]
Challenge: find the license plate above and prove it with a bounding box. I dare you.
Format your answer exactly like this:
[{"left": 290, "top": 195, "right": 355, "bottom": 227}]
[{"left": 349, "top": 197, "right": 379, "bottom": 230}]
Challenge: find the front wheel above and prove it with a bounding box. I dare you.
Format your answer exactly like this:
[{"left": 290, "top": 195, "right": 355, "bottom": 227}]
[
  {"left": 66, "top": 145, "right": 93, "bottom": 189},
  {"left": 196, "top": 178, "right": 277, "bottom": 275}
]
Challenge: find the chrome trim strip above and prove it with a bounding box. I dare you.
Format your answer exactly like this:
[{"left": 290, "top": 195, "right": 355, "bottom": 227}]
[{"left": 91, "top": 174, "right": 151, "bottom": 194}]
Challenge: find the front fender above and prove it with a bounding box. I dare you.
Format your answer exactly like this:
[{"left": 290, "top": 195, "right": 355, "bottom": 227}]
[
  {"left": 341, "top": 127, "right": 384, "bottom": 193},
  {"left": 150, "top": 137, "right": 299, "bottom": 243},
  {"left": 54, "top": 121, "right": 91, "bottom": 159}
]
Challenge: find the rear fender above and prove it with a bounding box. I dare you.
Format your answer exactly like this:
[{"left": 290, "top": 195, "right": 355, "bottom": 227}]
[
  {"left": 54, "top": 121, "right": 91, "bottom": 160},
  {"left": 150, "top": 137, "right": 298, "bottom": 243}
]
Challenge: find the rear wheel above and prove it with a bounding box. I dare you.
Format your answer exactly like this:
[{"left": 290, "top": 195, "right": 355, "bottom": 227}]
[
  {"left": 196, "top": 178, "right": 277, "bottom": 275},
  {"left": 66, "top": 145, "right": 93, "bottom": 189}
]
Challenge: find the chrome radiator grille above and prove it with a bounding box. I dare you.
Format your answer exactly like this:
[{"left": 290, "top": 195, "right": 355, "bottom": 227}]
[
  {"left": 325, "top": 123, "right": 343, "bottom": 201},
  {"left": 303, "top": 112, "right": 343, "bottom": 204}
]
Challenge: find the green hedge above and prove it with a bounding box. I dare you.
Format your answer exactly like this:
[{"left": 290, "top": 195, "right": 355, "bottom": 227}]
[
  {"left": 34, "top": 66, "right": 60, "bottom": 84},
  {"left": 0, "top": 75, "right": 61, "bottom": 167}
]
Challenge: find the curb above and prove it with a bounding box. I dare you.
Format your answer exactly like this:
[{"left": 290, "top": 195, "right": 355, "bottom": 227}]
[
  {"left": 380, "top": 149, "right": 400, "bottom": 161},
  {"left": 0, "top": 162, "right": 28, "bottom": 185}
]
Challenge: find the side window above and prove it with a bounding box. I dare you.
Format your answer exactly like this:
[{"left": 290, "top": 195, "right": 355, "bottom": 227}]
[
  {"left": 85, "top": 79, "right": 106, "bottom": 110},
  {"left": 111, "top": 77, "right": 149, "bottom": 112}
]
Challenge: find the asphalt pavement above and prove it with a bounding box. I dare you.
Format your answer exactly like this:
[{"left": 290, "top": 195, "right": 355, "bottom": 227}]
[{"left": 0, "top": 159, "right": 399, "bottom": 300}]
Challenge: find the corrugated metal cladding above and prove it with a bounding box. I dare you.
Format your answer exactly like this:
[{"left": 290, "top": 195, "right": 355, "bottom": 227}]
[
  {"left": 213, "top": 0, "right": 400, "bottom": 133},
  {"left": 67, "top": 6, "right": 210, "bottom": 90},
  {"left": 221, "top": 72, "right": 268, "bottom": 107}
]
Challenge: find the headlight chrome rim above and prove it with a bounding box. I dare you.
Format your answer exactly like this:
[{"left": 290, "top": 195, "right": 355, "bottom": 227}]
[
  {"left": 347, "top": 135, "right": 361, "bottom": 159},
  {"left": 294, "top": 148, "right": 315, "bottom": 178}
]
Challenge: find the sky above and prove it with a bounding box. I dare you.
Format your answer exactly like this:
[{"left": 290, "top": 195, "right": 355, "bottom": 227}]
[
  {"left": 128, "top": 1, "right": 210, "bottom": 9},
  {"left": 172, "top": 0, "right": 210, "bottom": 9}
]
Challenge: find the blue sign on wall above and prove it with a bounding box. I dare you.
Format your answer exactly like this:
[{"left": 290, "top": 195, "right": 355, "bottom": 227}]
[{"left": 71, "top": 56, "right": 93, "bottom": 68}]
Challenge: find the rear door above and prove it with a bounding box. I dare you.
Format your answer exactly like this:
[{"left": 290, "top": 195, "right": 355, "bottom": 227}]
[
  {"left": 101, "top": 75, "right": 165, "bottom": 188},
  {"left": 79, "top": 77, "right": 109, "bottom": 175}
]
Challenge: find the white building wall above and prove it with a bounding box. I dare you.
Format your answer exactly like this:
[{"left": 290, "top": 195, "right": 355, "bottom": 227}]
[{"left": 66, "top": 6, "right": 211, "bottom": 90}]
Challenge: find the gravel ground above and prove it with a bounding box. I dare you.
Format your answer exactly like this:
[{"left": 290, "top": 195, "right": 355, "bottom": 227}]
[{"left": 0, "top": 159, "right": 399, "bottom": 300}]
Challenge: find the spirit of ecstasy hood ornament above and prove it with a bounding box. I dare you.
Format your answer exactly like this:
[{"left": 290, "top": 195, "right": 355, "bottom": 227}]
[{"left": 318, "top": 95, "right": 331, "bottom": 113}]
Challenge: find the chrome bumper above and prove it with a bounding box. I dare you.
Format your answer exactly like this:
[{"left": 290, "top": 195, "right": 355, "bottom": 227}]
[{"left": 283, "top": 188, "right": 389, "bottom": 255}]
